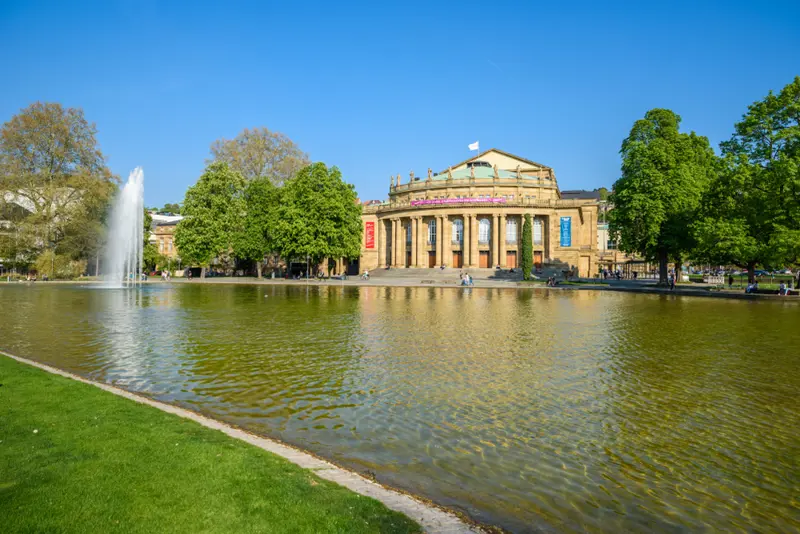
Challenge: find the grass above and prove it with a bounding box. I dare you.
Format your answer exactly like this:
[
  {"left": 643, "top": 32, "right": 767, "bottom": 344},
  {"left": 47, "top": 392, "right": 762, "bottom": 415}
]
[{"left": 0, "top": 356, "right": 421, "bottom": 534}]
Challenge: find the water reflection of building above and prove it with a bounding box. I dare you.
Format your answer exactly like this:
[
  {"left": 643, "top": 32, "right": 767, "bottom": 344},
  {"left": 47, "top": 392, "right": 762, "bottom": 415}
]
[{"left": 358, "top": 149, "right": 601, "bottom": 277}]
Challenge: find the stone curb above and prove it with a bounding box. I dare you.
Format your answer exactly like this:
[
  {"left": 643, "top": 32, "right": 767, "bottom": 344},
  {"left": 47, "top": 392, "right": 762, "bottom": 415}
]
[{"left": 1, "top": 351, "right": 484, "bottom": 534}]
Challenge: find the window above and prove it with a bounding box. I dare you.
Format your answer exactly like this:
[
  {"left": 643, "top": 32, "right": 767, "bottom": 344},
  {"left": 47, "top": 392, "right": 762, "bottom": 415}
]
[
  {"left": 478, "top": 218, "right": 490, "bottom": 244},
  {"left": 452, "top": 218, "right": 464, "bottom": 243},
  {"left": 506, "top": 218, "right": 518, "bottom": 243},
  {"left": 428, "top": 219, "right": 437, "bottom": 244},
  {"left": 533, "top": 218, "right": 543, "bottom": 245},
  {"left": 406, "top": 224, "right": 412, "bottom": 244},
  {"left": 159, "top": 240, "right": 164, "bottom": 253}
]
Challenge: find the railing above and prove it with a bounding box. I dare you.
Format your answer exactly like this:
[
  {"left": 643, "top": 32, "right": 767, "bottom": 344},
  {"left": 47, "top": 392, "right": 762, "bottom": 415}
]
[{"left": 375, "top": 197, "right": 593, "bottom": 213}]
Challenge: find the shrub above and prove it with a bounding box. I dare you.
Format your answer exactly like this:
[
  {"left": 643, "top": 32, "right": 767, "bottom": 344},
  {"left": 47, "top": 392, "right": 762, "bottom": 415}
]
[{"left": 34, "top": 251, "right": 87, "bottom": 280}]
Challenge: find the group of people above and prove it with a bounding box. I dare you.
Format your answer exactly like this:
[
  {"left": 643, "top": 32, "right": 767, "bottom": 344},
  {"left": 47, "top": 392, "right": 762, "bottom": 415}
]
[
  {"left": 160, "top": 270, "right": 172, "bottom": 281},
  {"left": 460, "top": 271, "right": 474, "bottom": 286},
  {"left": 602, "top": 268, "right": 622, "bottom": 280}
]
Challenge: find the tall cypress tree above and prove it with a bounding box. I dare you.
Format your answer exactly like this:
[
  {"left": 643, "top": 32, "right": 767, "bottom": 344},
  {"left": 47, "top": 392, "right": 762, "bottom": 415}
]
[{"left": 521, "top": 214, "right": 533, "bottom": 280}]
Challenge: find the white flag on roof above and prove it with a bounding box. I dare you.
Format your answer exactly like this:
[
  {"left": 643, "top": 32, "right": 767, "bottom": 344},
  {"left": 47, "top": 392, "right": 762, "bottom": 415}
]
[{"left": 468, "top": 141, "right": 479, "bottom": 151}]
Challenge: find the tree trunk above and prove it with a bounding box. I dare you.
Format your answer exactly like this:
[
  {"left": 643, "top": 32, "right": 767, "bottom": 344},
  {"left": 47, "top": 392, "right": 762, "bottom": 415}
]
[
  {"left": 201, "top": 266, "right": 206, "bottom": 280},
  {"left": 256, "top": 261, "right": 263, "bottom": 279},
  {"left": 747, "top": 261, "right": 756, "bottom": 284},
  {"left": 658, "top": 248, "right": 668, "bottom": 285}
]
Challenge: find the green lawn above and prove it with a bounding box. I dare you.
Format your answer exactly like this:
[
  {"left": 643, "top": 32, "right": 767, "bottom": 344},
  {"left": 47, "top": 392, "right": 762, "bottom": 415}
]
[{"left": 0, "top": 356, "right": 421, "bottom": 534}]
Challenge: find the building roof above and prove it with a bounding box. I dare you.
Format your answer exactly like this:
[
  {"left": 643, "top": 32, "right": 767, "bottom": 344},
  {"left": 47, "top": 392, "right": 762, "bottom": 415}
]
[
  {"left": 423, "top": 167, "right": 526, "bottom": 182},
  {"left": 444, "top": 148, "right": 552, "bottom": 174},
  {"left": 560, "top": 190, "right": 602, "bottom": 200}
]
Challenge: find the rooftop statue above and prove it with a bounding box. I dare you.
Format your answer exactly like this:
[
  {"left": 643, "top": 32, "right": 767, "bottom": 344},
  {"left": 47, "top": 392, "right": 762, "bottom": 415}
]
[
  {"left": 493, "top": 164, "right": 499, "bottom": 180},
  {"left": 427, "top": 168, "right": 432, "bottom": 181}
]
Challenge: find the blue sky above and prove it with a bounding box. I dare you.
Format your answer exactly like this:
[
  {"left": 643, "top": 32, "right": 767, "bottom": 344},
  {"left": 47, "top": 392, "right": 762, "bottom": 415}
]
[{"left": 1, "top": 1, "right": 798, "bottom": 207}]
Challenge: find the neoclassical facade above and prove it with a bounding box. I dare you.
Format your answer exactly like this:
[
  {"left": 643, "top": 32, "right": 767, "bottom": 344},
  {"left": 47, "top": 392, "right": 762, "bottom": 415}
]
[{"left": 358, "top": 149, "right": 600, "bottom": 277}]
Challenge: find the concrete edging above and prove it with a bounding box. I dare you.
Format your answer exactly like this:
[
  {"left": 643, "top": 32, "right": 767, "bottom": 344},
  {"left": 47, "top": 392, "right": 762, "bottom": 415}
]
[{"left": 1, "top": 351, "right": 483, "bottom": 534}]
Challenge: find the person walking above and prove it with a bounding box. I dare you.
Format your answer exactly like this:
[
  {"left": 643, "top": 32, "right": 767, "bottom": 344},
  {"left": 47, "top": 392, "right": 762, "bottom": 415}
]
[{"left": 728, "top": 274, "right": 734, "bottom": 289}]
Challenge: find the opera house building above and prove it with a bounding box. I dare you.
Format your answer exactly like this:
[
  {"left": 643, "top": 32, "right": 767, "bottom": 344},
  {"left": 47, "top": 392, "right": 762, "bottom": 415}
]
[{"left": 359, "top": 149, "right": 601, "bottom": 277}]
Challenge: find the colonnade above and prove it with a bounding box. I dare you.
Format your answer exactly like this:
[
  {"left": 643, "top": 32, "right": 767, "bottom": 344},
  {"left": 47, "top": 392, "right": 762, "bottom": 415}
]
[{"left": 381, "top": 213, "right": 547, "bottom": 269}]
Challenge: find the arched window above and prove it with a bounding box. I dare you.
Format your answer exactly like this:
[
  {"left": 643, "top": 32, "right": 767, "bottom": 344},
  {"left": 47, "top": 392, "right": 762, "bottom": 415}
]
[
  {"left": 428, "top": 219, "right": 437, "bottom": 244},
  {"left": 478, "top": 218, "right": 491, "bottom": 244},
  {"left": 506, "top": 218, "right": 518, "bottom": 243},
  {"left": 452, "top": 218, "right": 464, "bottom": 243}
]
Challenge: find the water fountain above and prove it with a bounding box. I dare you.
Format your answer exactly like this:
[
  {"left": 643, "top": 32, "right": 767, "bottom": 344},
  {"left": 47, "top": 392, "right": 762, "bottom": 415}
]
[{"left": 104, "top": 167, "right": 144, "bottom": 287}]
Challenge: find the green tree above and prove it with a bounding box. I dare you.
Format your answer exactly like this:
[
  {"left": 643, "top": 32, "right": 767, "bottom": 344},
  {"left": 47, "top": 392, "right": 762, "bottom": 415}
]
[
  {"left": 609, "top": 109, "right": 717, "bottom": 284},
  {"left": 209, "top": 127, "right": 309, "bottom": 185},
  {"left": 0, "top": 102, "right": 116, "bottom": 264},
  {"left": 594, "top": 187, "right": 610, "bottom": 201},
  {"left": 272, "top": 163, "right": 361, "bottom": 273},
  {"left": 232, "top": 178, "right": 279, "bottom": 278},
  {"left": 161, "top": 203, "right": 181, "bottom": 214},
  {"left": 174, "top": 162, "right": 246, "bottom": 279},
  {"left": 520, "top": 214, "right": 533, "bottom": 280},
  {"left": 142, "top": 209, "right": 159, "bottom": 274},
  {"left": 693, "top": 77, "right": 800, "bottom": 282}
]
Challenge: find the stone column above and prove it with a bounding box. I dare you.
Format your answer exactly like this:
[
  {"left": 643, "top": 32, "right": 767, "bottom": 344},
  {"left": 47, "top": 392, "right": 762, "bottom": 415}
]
[
  {"left": 492, "top": 214, "right": 499, "bottom": 268},
  {"left": 409, "top": 217, "right": 416, "bottom": 268},
  {"left": 463, "top": 214, "right": 471, "bottom": 267},
  {"left": 499, "top": 214, "right": 507, "bottom": 268},
  {"left": 436, "top": 215, "right": 443, "bottom": 267},
  {"left": 392, "top": 218, "right": 399, "bottom": 268},
  {"left": 471, "top": 215, "right": 480, "bottom": 267},
  {"left": 419, "top": 217, "right": 427, "bottom": 268},
  {"left": 442, "top": 215, "right": 451, "bottom": 267},
  {"left": 379, "top": 219, "right": 386, "bottom": 268}
]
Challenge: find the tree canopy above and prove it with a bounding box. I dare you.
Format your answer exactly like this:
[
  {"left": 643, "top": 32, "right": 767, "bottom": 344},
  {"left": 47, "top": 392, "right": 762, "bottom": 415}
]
[
  {"left": 693, "top": 76, "right": 800, "bottom": 281},
  {"left": 209, "top": 127, "right": 309, "bottom": 185},
  {"left": 231, "top": 177, "right": 280, "bottom": 277},
  {"left": 0, "top": 102, "right": 116, "bottom": 269},
  {"left": 174, "top": 162, "right": 245, "bottom": 278},
  {"left": 609, "top": 108, "right": 716, "bottom": 283},
  {"left": 271, "top": 163, "right": 361, "bottom": 271}
]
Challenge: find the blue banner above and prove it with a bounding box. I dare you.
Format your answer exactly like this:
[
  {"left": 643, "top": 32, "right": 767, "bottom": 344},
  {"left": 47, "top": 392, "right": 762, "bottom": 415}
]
[{"left": 560, "top": 217, "right": 572, "bottom": 247}]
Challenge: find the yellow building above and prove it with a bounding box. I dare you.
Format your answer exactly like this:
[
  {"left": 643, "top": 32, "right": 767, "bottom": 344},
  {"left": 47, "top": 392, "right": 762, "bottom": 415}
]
[
  {"left": 358, "top": 149, "right": 600, "bottom": 277},
  {"left": 153, "top": 221, "right": 179, "bottom": 260}
]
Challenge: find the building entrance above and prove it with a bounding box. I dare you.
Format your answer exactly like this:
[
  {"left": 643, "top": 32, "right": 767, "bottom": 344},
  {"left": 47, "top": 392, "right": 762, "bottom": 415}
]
[
  {"left": 428, "top": 251, "right": 436, "bottom": 268},
  {"left": 452, "top": 251, "right": 463, "bottom": 268},
  {"left": 406, "top": 251, "right": 412, "bottom": 268},
  {"left": 534, "top": 251, "right": 543, "bottom": 269},
  {"left": 479, "top": 251, "right": 490, "bottom": 268},
  {"left": 506, "top": 251, "right": 517, "bottom": 269}
]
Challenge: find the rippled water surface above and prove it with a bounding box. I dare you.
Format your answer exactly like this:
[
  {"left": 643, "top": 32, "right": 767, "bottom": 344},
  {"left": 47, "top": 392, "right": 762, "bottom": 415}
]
[{"left": 1, "top": 284, "right": 798, "bottom": 532}]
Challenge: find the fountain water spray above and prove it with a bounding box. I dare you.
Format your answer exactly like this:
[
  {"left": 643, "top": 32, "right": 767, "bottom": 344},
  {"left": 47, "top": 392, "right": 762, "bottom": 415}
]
[{"left": 104, "top": 167, "right": 144, "bottom": 287}]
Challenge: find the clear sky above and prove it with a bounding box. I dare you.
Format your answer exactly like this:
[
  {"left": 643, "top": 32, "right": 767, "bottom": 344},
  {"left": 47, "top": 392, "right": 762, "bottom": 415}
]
[{"left": 1, "top": 1, "right": 798, "bottom": 207}]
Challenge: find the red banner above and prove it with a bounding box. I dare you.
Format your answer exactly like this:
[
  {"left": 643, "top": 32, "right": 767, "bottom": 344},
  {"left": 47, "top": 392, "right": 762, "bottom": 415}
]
[{"left": 365, "top": 221, "right": 375, "bottom": 249}]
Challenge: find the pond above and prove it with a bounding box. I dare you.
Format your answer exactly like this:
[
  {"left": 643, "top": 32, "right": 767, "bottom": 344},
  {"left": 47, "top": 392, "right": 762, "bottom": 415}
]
[{"left": 0, "top": 283, "right": 797, "bottom": 533}]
